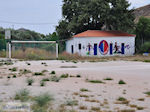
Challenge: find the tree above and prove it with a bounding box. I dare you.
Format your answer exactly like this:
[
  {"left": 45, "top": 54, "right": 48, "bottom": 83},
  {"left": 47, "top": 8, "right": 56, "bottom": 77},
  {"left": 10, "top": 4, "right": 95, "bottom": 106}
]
[
  {"left": 56, "top": 0, "right": 135, "bottom": 40},
  {"left": 136, "top": 17, "right": 150, "bottom": 50}
]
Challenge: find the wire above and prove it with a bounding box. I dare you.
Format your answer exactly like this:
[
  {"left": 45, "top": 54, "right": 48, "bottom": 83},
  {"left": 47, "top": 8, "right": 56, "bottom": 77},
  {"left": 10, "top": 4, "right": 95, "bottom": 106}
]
[{"left": 0, "top": 20, "right": 58, "bottom": 25}]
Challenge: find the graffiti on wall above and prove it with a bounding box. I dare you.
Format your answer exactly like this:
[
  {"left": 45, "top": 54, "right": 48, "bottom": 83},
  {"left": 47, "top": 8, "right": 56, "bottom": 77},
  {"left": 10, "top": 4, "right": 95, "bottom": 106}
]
[
  {"left": 86, "top": 43, "right": 93, "bottom": 55},
  {"left": 114, "top": 42, "right": 122, "bottom": 54},
  {"left": 85, "top": 40, "right": 131, "bottom": 56},
  {"left": 99, "top": 40, "right": 109, "bottom": 55}
]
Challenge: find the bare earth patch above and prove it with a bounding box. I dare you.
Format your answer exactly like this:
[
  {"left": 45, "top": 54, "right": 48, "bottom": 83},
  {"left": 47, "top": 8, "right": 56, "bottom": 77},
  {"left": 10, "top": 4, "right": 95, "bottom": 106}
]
[{"left": 0, "top": 59, "right": 150, "bottom": 111}]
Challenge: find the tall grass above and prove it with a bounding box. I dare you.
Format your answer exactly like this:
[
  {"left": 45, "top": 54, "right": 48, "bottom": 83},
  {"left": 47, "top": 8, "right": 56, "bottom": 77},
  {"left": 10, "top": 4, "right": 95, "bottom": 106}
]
[{"left": 12, "top": 48, "right": 56, "bottom": 60}]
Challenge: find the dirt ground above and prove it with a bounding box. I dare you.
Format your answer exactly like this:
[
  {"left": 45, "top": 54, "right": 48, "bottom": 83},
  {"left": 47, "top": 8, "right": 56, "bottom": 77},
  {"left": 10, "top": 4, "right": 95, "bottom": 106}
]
[{"left": 0, "top": 59, "right": 150, "bottom": 112}]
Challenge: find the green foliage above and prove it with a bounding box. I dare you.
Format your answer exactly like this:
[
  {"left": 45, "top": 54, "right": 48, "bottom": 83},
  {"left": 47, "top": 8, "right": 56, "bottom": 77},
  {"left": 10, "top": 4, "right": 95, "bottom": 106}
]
[
  {"left": 60, "top": 73, "right": 69, "bottom": 78},
  {"left": 65, "top": 99, "right": 78, "bottom": 106},
  {"left": 34, "top": 72, "right": 44, "bottom": 76},
  {"left": 103, "top": 77, "right": 113, "bottom": 80},
  {"left": 9, "top": 67, "right": 17, "bottom": 72},
  {"left": 26, "top": 78, "right": 34, "bottom": 86},
  {"left": 34, "top": 93, "right": 53, "bottom": 107},
  {"left": 140, "top": 42, "right": 150, "bottom": 53},
  {"left": 144, "top": 91, "right": 150, "bottom": 96},
  {"left": 136, "top": 17, "right": 150, "bottom": 52},
  {"left": 50, "top": 75, "right": 60, "bottom": 82},
  {"left": 118, "top": 80, "right": 126, "bottom": 84},
  {"left": 87, "top": 79, "right": 104, "bottom": 84},
  {"left": 50, "top": 71, "right": 56, "bottom": 74},
  {"left": 117, "top": 97, "right": 127, "bottom": 101},
  {"left": 56, "top": 0, "right": 134, "bottom": 40},
  {"left": 0, "top": 39, "right": 6, "bottom": 51},
  {"left": 80, "top": 88, "right": 89, "bottom": 92},
  {"left": 14, "top": 88, "right": 30, "bottom": 102},
  {"left": 40, "top": 81, "right": 46, "bottom": 87}
]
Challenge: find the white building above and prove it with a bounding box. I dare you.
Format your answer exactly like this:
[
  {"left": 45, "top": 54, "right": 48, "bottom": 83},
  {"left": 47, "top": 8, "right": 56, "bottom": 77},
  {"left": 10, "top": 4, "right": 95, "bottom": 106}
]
[{"left": 66, "top": 30, "right": 136, "bottom": 57}]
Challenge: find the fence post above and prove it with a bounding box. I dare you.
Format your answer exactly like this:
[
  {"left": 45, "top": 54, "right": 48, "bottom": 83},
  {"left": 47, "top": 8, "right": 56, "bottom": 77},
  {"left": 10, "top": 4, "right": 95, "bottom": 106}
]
[
  {"left": 8, "top": 42, "right": 11, "bottom": 60},
  {"left": 56, "top": 43, "right": 59, "bottom": 59}
]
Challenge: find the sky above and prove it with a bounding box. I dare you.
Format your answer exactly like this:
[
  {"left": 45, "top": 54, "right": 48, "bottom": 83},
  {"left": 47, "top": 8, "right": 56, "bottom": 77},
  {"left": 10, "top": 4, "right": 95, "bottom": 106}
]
[{"left": 0, "top": 0, "right": 149, "bottom": 35}]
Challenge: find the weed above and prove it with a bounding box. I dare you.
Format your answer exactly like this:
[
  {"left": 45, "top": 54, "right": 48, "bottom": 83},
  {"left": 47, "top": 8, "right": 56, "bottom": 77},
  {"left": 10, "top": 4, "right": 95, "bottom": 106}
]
[
  {"left": 20, "top": 69, "right": 32, "bottom": 74},
  {"left": 76, "top": 74, "right": 81, "bottom": 78},
  {"left": 118, "top": 80, "right": 126, "bottom": 84},
  {"left": 118, "top": 109, "right": 135, "bottom": 112},
  {"left": 26, "top": 62, "right": 31, "bottom": 65},
  {"left": 91, "top": 106, "right": 100, "bottom": 111},
  {"left": 104, "top": 77, "right": 113, "bottom": 80},
  {"left": 80, "top": 88, "right": 89, "bottom": 92},
  {"left": 138, "top": 98, "right": 145, "bottom": 101},
  {"left": 79, "top": 94, "right": 89, "bottom": 98},
  {"left": 117, "top": 97, "right": 127, "bottom": 101},
  {"left": 50, "top": 75, "right": 60, "bottom": 82},
  {"left": 34, "top": 93, "right": 53, "bottom": 107},
  {"left": 115, "top": 97, "right": 129, "bottom": 105},
  {"left": 9, "top": 67, "right": 17, "bottom": 72},
  {"left": 87, "top": 79, "right": 104, "bottom": 84},
  {"left": 26, "top": 78, "right": 34, "bottom": 86},
  {"left": 42, "top": 70, "right": 48, "bottom": 73},
  {"left": 7, "top": 76, "right": 11, "bottom": 79},
  {"left": 79, "top": 105, "right": 87, "bottom": 110},
  {"left": 14, "top": 88, "right": 30, "bottom": 102},
  {"left": 42, "top": 78, "right": 50, "bottom": 82},
  {"left": 65, "top": 99, "right": 78, "bottom": 106},
  {"left": 50, "top": 71, "right": 55, "bottom": 74},
  {"left": 34, "top": 72, "right": 44, "bottom": 76},
  {"left": 60, "top": 74, "right": 69, "bottom": 78},
  {"left": 144, "top": 91, "right": 150, "bottom": 96},
  {"left": 143, "top": 60, "right": 150, "bottom": 63},
  {"left": 137, "top": 106, "right": 144, "bottom": 110},
  {"left": 13, "top": 74, "right": 17, "bottom": 78},
  {"left": 40, "top": 81, "right": 45, "bottom": 87}
]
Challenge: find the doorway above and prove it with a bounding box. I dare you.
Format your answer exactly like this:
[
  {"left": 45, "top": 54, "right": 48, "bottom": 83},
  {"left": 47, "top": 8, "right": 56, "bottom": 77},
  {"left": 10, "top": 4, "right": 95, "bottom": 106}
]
[{"left": 71, "top": 45, "right": 74, "bottom": 54}]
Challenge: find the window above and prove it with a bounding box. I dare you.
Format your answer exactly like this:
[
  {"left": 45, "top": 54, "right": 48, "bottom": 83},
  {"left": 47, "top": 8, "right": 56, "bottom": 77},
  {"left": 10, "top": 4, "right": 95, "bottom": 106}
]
[{"left": 79, "top": 43, "right": 81, "bottom": 50}]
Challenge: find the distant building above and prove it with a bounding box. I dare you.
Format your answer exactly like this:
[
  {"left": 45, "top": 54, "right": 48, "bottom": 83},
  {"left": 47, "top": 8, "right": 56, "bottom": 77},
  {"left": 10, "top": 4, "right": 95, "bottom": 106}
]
[{"left": 66, "top": 30, "right": 136, "bottom": 56}]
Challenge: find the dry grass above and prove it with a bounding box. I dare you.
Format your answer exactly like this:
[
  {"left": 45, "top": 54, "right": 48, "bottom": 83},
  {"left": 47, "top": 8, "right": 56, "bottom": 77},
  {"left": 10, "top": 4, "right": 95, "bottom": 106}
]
[
  {"left": 58, "top": 52, "right": 150, "bottom": 62},
  {"left": 79, "top": 105, "right": 87, "bottom": 110},
  {"left": 12, "top": 48, "right": 56, "bottom": 60},
  {"left": 0, "top": 51, "right": 6, "bottom": 57}
]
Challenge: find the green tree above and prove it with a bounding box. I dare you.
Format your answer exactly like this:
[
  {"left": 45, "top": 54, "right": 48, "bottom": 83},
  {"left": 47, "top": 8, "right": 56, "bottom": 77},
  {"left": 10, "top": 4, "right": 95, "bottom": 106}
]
[
  {"left": 56, "top": 0, "right": 135, "bottom": 40},
  {"left": 136, "top": 17, "right": 150, "bottom": 51}
]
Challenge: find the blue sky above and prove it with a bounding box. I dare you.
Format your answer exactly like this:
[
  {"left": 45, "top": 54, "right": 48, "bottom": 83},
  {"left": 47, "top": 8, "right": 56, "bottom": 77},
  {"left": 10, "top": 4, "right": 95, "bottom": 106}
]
[{"left": 0, "top": 0, "right": 149, "bottom": 34}]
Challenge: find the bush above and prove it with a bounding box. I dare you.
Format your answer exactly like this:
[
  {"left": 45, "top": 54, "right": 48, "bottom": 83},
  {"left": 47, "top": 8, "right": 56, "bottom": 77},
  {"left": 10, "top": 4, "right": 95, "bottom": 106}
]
[
  {"left": 40, "top": 81, "right": 45, "bottom": 87},
  {"left": 87, "top": 79, "right": 104, "bottom": 84},
  {"left": 9, "top": 67, "right": 17, "bottom": 72},
  {"left": 76, "top": 74, "right": 81, "bottom": 78},
  {"left": 80, "top": 88, "right": 89, "bottom": 92},
  {"left": 140, "top": 42, "right": 150, "bottom": 53},
  {"left": 50, "top": 75, "right": 60, "bottom": 82},
  {"left": 42, "top": 78, "right": 50, "bottom": 82},
  {"left": 13, "top": 74, "right": 17, "bottom": 78},
  {"left": 50, "top": 71, "right": 55, "bottom": 74},
  {"left": 14, "top": 88, "right": 30, "bottom": 102},
  {"left": 104, "top": 77, "right": 113, "bottom": 80},
  {"left": 34, "top": 72, "right": 43, "bottom": 76},
  {"left": 60, "top": 74, "right": 69, "bottom": 78},
  {"left": 20, "top": 69, "right": 32, "bottom": 74},
  {"left": 118, "top": 80, "right": 126, "bottom": 84},
  {"left": 26, "top": 78, "right": 34, "bottom": 86},
  {"left": 34, "top": 93, "right": 53, "bottom": 107}
]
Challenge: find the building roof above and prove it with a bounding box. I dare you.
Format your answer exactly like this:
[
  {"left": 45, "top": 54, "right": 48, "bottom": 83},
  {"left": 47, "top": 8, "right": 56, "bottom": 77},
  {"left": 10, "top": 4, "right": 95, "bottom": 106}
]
[{"left": 73, "top": 30, "right": 136, "bottom": 38}]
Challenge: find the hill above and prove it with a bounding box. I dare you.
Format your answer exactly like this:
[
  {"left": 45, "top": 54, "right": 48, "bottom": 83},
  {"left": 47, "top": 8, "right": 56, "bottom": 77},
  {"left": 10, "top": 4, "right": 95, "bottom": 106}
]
[{"left": 134, "top": 4, "right": 150, "bottom": 22}]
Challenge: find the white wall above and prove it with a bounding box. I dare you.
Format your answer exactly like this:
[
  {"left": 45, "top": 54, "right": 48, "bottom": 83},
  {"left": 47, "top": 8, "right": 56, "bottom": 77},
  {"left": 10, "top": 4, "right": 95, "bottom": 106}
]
[{"left": 66, "top": 36, "right": 135, "bottom": 57}]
